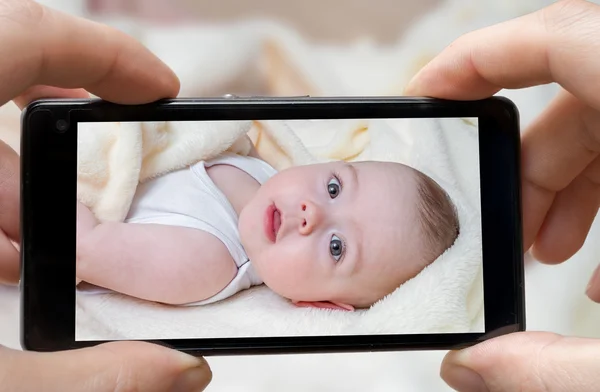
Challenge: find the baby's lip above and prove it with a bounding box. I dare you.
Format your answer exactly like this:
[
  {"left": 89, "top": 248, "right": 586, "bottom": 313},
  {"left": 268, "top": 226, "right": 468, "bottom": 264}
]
[
  {"left": 264, "top": 203, "right": 280, "bottom": 243},
  {"left": 273, "top": 208, "right": 282, "bottom": 241}
]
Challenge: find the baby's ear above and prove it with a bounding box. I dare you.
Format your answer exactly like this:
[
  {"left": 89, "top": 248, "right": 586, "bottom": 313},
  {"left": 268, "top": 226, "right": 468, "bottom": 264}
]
[{"left": 292, "top": 300, "right": 354, "bottom": 312}]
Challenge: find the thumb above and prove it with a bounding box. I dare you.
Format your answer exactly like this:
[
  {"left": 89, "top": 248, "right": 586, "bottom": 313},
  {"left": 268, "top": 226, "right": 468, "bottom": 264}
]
[
  {"left": 441, "top": 332, "right": 600, "bottom": 392},
  {"left": 0, "top": 341, "right": 212, "bottom": 392}
]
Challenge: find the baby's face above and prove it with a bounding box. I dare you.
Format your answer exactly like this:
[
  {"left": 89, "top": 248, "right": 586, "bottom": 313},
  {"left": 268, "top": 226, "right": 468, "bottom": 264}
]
[{"left": 238, "top": 160, "right": 427, "bottom": 310}]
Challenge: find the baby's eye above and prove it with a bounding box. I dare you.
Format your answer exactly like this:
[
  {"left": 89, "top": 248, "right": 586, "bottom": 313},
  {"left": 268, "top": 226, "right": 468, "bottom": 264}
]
[
  {"left": 327, "top": 176, "right": 341, "bottom": 199},
  {"left": 329, "top": 234, "right": 344, "bottom": 262}
]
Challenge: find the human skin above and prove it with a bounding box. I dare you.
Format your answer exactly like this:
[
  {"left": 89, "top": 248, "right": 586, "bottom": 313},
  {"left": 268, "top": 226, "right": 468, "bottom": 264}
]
[
  {"left": 405, "top": 0, "right": 600, "bottom": 390},
  {"left": 0, "top": 0, "right": 211, "bottom": 390}
]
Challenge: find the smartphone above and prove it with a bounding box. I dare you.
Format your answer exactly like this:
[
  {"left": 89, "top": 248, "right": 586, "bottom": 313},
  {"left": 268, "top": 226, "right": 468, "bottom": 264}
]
[{"left": 20, "top": 96, "right": 524, "bottom": 356}]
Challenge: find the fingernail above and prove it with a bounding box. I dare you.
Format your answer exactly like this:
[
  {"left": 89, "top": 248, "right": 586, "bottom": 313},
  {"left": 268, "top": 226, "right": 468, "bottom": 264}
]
[
  {"left": 442, "top": 364, "right": 488, "bottom": 392},
  {"left": 172, "top": 366, "right": 211, "bottom": 392},
  {"left": 174, "top": 350, "right": 206, "bottom": 367}
]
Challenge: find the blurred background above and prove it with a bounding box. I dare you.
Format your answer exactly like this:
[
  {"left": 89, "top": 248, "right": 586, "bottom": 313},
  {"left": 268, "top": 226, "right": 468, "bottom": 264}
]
[{"left": 1, "top": 0, "right": 600, "bottom": 390}]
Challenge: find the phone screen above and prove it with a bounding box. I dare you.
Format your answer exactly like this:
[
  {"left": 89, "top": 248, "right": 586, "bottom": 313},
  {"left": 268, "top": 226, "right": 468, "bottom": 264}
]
[{"left": 74, "top": 116, "right": 483, "bottom": 342}]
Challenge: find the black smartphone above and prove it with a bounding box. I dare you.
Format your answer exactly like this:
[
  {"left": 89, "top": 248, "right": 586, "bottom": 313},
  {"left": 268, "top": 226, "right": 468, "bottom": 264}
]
[{"left": 20, "top": 96, "right": 524, "bottom": 356}]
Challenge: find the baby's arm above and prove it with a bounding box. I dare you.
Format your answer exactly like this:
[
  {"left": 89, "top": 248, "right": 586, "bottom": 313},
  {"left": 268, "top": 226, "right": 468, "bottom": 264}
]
[{"left": 76, "top": 202, "right": 238, "bottom": 305}]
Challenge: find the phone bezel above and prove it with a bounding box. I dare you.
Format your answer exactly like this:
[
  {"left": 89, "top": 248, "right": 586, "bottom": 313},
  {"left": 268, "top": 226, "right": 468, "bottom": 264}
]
[{"left": 20, "top": 96, "right": 525, "bottom": 355}]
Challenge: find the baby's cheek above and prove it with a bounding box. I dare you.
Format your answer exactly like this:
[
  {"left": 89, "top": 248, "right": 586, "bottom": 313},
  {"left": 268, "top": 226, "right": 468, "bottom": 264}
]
[
  {"left": 263, "top": 255, "right": 315, "bottom": 298},
  {"left": 261, "top": 269, "right": 299, "bottom": 300}
]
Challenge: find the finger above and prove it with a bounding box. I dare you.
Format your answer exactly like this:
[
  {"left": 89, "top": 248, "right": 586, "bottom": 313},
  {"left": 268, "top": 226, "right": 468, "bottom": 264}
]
[
  {"left": 1, "top": 87, "right": 90, "bottom": 284},
  {"left": 13, "top": 86, "right": 90, "bottom": 109},
  {"left": 520, "top": 91, "right": 600, "bottom": 253},
  {"left": 0, "top": 232, "right": 19, "bottom": 285},
  {"left": 441, "top": 331, "right": 600, "bottom": 392},
  {"left": 587, "top": 263, "right": 600, "bottom": 302},
  {"left": 0, "top": 139, "right": 20, "bottom": 285},
  {"left": 532, "top": 156, "right": 600, "bottom": 263},
  {"left": 0, "top": 140, "right": 20, "bottom": 244},
  {"left": 0, "top": 341, "right": 212, "bottom": 392},
  {"left": 404, "top": 0, "right": 600, "bottom": 110},
  {"left": 0, "top": 0, "right": 180, "bottom": 107}
]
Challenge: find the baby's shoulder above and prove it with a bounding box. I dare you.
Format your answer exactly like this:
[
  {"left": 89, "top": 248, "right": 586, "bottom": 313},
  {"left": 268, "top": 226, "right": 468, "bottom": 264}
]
[
  {"left": 205, "top": 154, "right": 264, "bottom": 188},
  {"left": 205, "top": 161, "right": 257, "bottom": 184}
]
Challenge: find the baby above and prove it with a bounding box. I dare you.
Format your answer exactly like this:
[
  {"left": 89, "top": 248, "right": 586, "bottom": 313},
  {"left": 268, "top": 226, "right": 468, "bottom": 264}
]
[{"left": 76, "top": 145, "right": 459, "bottom": 311}]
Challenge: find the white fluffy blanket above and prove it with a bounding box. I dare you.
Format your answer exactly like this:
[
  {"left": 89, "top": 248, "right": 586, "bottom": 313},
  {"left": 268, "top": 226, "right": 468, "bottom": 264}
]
[{"left": 78, "top": 121, "right": 254, "bottom": 222}]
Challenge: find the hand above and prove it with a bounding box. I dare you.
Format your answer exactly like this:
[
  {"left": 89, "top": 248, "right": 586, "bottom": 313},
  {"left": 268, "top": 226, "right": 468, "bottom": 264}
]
[
  {"left": 406, "top": 0, "right": 600, "bottom": 301},
  {"left": 0, "top": 1, "right": 211, "bottom": 390},
  {"left": 406, "top": 0, "right": 600, "bottom": 390}
]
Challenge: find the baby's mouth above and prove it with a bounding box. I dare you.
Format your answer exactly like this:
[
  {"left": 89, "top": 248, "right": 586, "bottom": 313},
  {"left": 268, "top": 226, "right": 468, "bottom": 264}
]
[{"left": 265, "top": 203, "right": 282, "bottom": 243}]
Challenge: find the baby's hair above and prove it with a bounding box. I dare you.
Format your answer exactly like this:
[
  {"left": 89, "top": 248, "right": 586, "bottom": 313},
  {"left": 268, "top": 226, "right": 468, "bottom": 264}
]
[{"left": 413, "top": 171, "right": 460, "bottom": 265}]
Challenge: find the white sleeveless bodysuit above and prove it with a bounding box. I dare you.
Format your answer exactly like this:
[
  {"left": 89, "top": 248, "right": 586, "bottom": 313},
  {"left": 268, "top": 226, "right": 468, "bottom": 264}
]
[{"left": 78, "top": 152, "right": 278, "bottom": 306}]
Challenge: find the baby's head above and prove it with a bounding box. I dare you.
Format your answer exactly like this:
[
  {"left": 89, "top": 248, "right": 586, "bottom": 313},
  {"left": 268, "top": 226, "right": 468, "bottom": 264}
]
[{"left": 239, "top": 160, "right": 459, "bottom": 311}]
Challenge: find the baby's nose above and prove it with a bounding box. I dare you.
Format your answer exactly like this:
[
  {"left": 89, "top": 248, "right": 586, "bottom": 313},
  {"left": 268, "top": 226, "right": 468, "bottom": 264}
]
[{"left": 298, "top": 201, "right": 322, "bottom": 235}]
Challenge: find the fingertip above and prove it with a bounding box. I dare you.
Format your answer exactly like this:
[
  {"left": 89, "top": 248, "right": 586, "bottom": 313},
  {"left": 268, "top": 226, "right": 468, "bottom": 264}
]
[
  {"left": 163, "top": 67, "right": 181, "bottom": 99},
  {"left": 94, "top": 342, "right": 212, "bottom": 391},
  {"left": 403, "top": 73, "right": 425, "bottom": 97},
  {"left": 530, "top": 221, "right": 587, "bottom": 265},
  {"left": 22, "top": 7, "right": 180, "bottom": 105},
  {"left": 109, "top": 27, "right": 181, "bottom": 101},
  {"left": 404, "top": 65, "right": 444, "bottom": 98},
  {"left": 530, "top": 243, "right": 568, "bottom": 265},
  {"left": 586, "top": 264, "right": 600, "bottom": 302},
  {"left": 441, "top": 363, "right": 488, "bottom": 392},
  {"left": 1, "top": 341, "right": 212, "bottom": 392},
  {"left": 442, "top": 332, "right": 600, "bottom": 392},
  {"left": 441, "top": 346, "right": 473, "bottom": 373},
  {"left": 99, "top": 341, "right": 206, "bottom": 371},
  {"left": 439, "top": 332, "right": 563, "bottom": 392},
  {"left": 171, "top": 364, "right": 213, "bottom": 392},
  {"left": 440, "top": 349, "right": 488, "bottom": 392},
  {"left": 140, "top": 50, "right": 181, "bottom": 100},
  {"left": 0, "top": 234, "right": 20, "bottom": 285}
]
